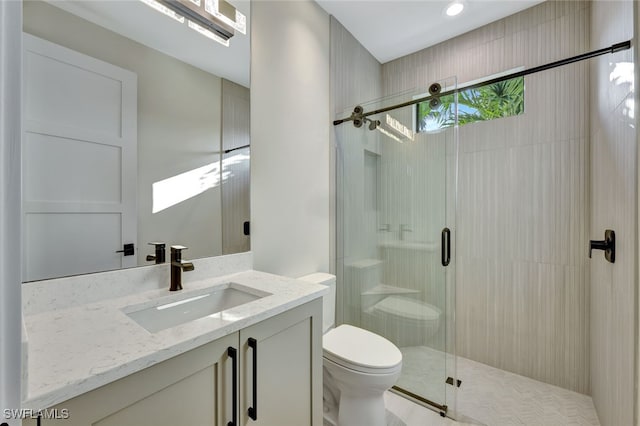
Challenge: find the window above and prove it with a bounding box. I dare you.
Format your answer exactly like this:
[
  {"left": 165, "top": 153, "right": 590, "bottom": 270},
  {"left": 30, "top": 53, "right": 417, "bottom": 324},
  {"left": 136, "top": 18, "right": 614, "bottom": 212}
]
[{"left": 416, "top": 75, "right": 525, "bottom": 133}]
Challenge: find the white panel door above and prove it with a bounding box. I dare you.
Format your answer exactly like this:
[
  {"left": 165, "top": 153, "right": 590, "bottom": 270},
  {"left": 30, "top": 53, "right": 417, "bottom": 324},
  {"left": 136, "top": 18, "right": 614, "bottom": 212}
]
[{"left": 22, "top": 33, "right": 137, "bottom": 282}]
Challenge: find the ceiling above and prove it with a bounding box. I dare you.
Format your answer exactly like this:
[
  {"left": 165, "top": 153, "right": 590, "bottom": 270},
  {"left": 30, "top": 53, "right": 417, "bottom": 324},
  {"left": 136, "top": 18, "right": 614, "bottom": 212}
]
[
  {"left": 50, "top": 1, "right": 545, "bottom": 86},
  {"left": 51, "top": 0, "right": 250, "bottom": 87},
  {"left": 315, "top": 0, "right": 545, "bottom": 63}
]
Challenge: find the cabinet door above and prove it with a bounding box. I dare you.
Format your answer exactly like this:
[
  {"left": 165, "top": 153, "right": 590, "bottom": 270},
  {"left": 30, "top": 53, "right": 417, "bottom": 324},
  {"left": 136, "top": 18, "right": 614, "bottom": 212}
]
[
  {"left": 28, "top": 332, "right": 238, "bottom": 426},
  {"left": 239, "top": 300, "right": 323, "bottom": 426}
]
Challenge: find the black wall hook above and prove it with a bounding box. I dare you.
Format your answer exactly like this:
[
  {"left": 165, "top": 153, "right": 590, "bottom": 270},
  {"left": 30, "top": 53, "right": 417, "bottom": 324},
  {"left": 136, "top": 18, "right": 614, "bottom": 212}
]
[{"left": 589, "top": 229, "right": 615, "bottom": 263}]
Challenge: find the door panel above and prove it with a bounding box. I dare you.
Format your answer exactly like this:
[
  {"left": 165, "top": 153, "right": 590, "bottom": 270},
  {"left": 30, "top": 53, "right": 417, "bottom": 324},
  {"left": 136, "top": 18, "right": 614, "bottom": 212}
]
[
  {"left": 24, "top": 213, "right": 122, "bottom": 281},
  {"left": 25, "top": 49, "right": 123, "bottom": 136},
  {"left": 22, "top": 33, "right": 137, "bottom": 281},
  {"left": 24, "top": 132, "right": 122, "bottom": 203}
]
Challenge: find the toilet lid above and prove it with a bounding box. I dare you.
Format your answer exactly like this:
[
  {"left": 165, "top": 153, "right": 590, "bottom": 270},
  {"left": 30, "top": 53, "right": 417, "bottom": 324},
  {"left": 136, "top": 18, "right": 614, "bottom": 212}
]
[
  {"left": 323, "top": 325, "right": 402, "bottom": 374},
  {"left": 373, "top": 296, "right": 440, "bottom": 322}
]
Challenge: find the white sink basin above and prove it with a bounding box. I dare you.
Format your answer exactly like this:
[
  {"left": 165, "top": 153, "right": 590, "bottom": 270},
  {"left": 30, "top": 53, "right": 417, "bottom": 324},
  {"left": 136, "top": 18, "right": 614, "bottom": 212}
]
[{"left": 124, "top": 283, "right": 270, "bottom": 333}]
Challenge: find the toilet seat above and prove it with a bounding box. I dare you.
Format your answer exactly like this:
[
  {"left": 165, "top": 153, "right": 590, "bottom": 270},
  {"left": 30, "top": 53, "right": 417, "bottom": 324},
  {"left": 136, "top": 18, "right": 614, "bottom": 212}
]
[
  {"left": 323, "top": 325, "right": 402, "bottom": 375},
  {"left": 372, "top": 296, "right": 441, "bottom": 321}
]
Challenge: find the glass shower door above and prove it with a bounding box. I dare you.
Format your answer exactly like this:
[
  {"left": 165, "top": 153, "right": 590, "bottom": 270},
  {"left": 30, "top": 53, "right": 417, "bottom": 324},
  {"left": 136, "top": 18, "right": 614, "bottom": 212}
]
[{"left": 335, "top": 77, "right": 458, "bottom": 415}]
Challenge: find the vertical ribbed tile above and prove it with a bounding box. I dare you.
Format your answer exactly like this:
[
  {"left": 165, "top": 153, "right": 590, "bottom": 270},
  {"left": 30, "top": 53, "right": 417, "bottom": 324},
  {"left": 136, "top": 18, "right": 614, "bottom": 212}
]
[
  {"left": 589, "top": 3, "right": 635, "bottom": 423},
  {"left": 221, "top": 79, "right": 250, "bottom": 255},
  {"left": 331, "top": 17, "right": 383, "bottom": 326},
  {"left": 381, "top": 1, "right": 592, "bottom": 396}
]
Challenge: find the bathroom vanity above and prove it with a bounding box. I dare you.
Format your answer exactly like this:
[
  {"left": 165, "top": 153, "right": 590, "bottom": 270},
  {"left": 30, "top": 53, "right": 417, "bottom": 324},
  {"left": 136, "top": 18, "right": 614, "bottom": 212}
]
[{"left": 21, "top": 265, "right": 326, "bottom": 426}]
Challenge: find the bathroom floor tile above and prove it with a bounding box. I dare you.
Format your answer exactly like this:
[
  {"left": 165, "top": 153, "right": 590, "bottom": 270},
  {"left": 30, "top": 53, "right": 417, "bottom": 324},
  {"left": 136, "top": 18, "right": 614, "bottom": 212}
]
[
  {"left": 393, "top": 346, "right": 600, "bottom": 426},
  {"left": 455, "top": 355, "right": 600, "bottom": 426},
  {"left": 323, "top": 405, "right": 408, "bottom": 426}
]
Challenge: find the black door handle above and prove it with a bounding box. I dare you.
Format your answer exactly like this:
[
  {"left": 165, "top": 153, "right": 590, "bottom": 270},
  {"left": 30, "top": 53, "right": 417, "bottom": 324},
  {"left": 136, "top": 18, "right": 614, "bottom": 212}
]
[
  {"left": 115, "top": 243, "right": 135, "bottom": 256},
  {"left": 247, "top": 337, "right": 258, "bottom": 421},
  {"left": 441, "top": 228, "right": 451, "bottom": 266},
  {"left": 227, "top": 347, "right": 238, "bottom": 426}
]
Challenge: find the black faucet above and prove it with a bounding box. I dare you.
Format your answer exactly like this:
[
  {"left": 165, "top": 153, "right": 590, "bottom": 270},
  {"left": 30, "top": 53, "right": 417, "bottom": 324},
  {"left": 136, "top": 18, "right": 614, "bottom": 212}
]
[
  {"left": 170, "top": 245, "right": 195, "bottom": 291},
  {"left": 146, "top": 242, "right": 166, "bottom": 264}
]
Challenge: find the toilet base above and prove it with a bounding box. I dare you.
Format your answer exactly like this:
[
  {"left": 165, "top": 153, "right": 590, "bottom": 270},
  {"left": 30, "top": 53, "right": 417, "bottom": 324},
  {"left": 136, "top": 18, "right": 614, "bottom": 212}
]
[
  {"left": 338, "top": 392, "right": 387, "bottom": 426},
  {"left": 324, "top": 357, "right": 400, "bottom": 426}
]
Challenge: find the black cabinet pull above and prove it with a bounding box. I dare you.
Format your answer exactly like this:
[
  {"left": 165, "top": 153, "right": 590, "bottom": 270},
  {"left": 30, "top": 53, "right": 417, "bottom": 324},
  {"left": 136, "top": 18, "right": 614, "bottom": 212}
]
[
  {"left": 247, "top": 337, "right": 258, "bottom": 421},
  {"left": 227, "top": 347, "right": 238, "bottom": 426},
  {"left": 441, "top": 228, "right": 451, "bottom": 266}
]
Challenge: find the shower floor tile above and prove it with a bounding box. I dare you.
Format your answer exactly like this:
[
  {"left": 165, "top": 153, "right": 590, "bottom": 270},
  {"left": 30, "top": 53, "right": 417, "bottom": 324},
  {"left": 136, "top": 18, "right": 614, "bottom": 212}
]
[{"left": 397, "top": 346, "right": 600, "bottom": 426}]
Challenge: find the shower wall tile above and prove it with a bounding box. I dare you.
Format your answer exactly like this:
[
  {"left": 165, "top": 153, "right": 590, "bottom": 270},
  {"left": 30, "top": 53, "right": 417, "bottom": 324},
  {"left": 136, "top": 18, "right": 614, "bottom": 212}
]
[
  {"left": 382, "top": 1, "right": 592, "bottom": 395},
  {"left": 331, "top": 17, "right": 383, "bottom": 115},
  {"left": 555, "top": 63, "right": 589, "bottom": 143},
  {"left": 589, "top": 2, "right": 635, "bottom": 420},
  {"left": 331, "top": 17, "right": 383, "bottom": 324},
  {"left": 484, "top": 37, "right": 507, "bottom": 79},
  {"left": 457, "top": 258, "right": 590, "bottom": 394},
  {"left": 504, "top": 0, "right": 557, "bottom": 36},
  {"left": 455, "top": 44, "right": 489, "bottom": 84},
  {"left": 221, "top": 80, "right": 250, "bottom": 255},
  {"left": 452, "top": 19, "right": 505, "bottom": 54},
  {"left": 522, "top": 71, "right": 557, "bottom": 144},
  {"left": 507, "top": 29, "right": 529, "bottom": 73}
]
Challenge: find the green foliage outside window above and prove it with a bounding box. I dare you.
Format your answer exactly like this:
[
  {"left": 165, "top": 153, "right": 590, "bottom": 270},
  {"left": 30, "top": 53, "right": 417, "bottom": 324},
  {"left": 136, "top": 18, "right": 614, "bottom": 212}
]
[{"left": 417, "top": 76, "right": 525, "bottom": 132}]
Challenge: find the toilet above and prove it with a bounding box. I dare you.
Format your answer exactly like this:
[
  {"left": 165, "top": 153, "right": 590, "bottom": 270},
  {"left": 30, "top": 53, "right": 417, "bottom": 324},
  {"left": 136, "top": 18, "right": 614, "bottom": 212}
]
[{"left": 299, "top": 273, "right": 402, "bottom": 426}]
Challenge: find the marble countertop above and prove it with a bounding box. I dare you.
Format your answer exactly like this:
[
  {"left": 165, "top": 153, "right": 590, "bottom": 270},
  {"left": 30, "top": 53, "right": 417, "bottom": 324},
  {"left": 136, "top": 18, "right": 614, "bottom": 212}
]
[{"left": 22, "top": 270, "right": 328, "bottom": 410}]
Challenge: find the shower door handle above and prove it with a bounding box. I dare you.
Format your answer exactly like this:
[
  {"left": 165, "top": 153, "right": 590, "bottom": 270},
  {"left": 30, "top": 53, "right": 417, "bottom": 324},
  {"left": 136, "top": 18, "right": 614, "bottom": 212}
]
[{"left": 441, "top": 228, "right": 451, "bottom": 266}]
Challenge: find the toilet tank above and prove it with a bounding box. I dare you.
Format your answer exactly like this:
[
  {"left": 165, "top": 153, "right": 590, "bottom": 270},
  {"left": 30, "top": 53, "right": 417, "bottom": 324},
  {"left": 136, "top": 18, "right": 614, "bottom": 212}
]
[{"left": 298, "top": 273, "right": 336, "bottom": 333}]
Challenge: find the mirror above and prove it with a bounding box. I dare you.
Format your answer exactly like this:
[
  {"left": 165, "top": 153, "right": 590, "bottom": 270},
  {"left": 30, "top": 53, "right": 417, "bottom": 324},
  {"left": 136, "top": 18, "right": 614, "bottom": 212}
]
[{"left": 22, "top": 0, "right": 250, "bottom": 282}]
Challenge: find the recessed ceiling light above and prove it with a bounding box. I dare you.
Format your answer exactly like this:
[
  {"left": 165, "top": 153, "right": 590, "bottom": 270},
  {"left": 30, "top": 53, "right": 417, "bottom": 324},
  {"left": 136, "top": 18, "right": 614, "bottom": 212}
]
[{"left": 446, "top": 2, "right": 464, "bottom": 17}]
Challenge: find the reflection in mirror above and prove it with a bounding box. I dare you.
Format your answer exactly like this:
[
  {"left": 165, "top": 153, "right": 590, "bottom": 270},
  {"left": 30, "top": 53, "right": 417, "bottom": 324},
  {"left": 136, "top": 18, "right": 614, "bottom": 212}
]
[{"left": 22, "top": 0, "right": 250, "bottom": 282}]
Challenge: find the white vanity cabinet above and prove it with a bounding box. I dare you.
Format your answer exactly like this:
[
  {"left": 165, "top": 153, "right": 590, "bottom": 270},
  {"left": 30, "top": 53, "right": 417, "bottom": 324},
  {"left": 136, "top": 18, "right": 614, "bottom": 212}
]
[
  {"left": 24, "top": 299, "right": 322, "bottom": 426},
  {"left": 23, "top": 331, "right": 237, "bottom": 426},
  {"left": 239, "top": 298, "right": 323, "bottom": 426}
]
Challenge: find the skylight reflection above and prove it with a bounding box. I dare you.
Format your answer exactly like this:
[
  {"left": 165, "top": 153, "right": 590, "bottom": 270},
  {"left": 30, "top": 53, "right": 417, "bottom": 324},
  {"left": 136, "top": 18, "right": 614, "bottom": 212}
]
[{"left": 152, "top": 152, "right": 250, "bottom": 214}]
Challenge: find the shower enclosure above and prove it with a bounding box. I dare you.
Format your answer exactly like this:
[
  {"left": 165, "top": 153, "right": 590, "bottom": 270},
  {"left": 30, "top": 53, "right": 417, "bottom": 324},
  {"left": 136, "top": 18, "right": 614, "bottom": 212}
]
[
  {"left": 332, "top": 1, "right": 636, "bottom": 421},
  {"left": 335, "top": 78, "right": 458, "bottom": 414}
]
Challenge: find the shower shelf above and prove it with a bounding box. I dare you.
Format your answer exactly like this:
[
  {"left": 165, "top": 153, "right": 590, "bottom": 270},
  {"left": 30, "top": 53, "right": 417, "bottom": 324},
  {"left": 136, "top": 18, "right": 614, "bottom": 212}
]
[
  {"left": 361, "top": 284, "right": 421, "bottom": 297},
  {"left": 345, "top": 258, "right": 383, "bottom": 268},
  {"left": 378, "top": 241, "right": 437, "bottom": 251}
]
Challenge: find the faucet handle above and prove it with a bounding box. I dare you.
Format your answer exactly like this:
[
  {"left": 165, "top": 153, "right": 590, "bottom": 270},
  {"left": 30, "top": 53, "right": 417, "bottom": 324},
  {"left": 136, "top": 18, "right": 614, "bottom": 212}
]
[
  {"left": 146, "top": 242, "right": 166, "bottom": 263},
  {"left": 399, "top": 224, "right": 413, "bottom": 241},
  {"left": 170, "top": 245, "right": 189, "bottom": 263}
]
